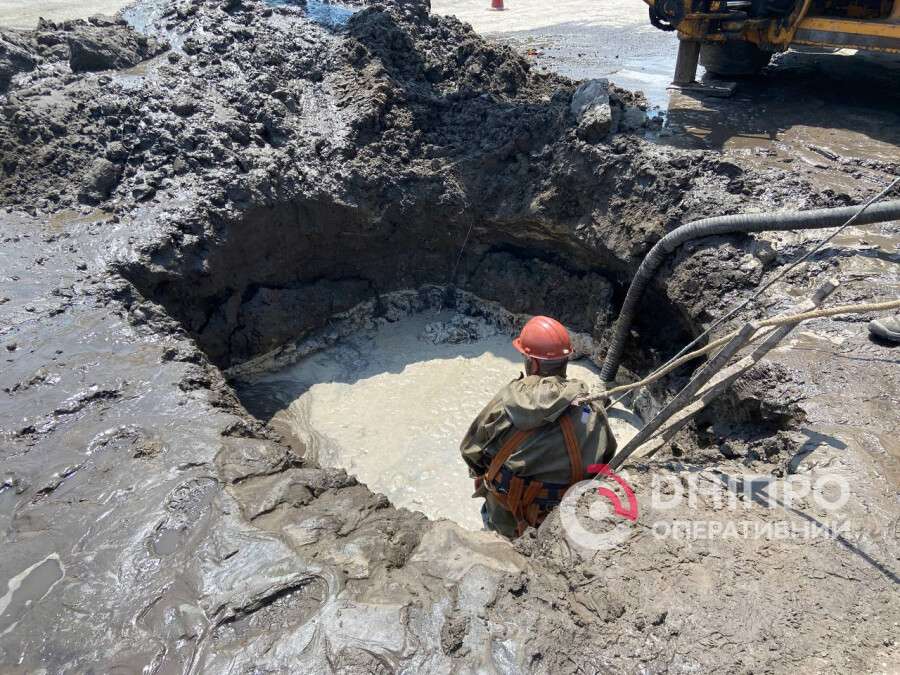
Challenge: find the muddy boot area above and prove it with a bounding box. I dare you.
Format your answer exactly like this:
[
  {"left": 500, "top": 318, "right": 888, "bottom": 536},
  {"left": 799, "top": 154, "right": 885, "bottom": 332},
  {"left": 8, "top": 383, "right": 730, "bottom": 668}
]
[
  {"left": 236, "top": 294, "right": 642, "bottom": 531},
  {"left": 1, "top": 0, "right": 898, "bottom": 672}
]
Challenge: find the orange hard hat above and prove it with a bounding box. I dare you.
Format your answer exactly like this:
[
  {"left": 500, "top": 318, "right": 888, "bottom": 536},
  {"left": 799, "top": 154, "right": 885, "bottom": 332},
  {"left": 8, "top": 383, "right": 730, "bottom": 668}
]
[{"left": 512, "top": 316, "right": 573, "bottom": 360}]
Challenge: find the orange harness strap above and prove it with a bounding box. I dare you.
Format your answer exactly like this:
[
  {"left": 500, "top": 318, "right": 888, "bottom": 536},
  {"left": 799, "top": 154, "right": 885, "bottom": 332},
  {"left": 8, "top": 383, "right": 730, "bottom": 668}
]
[
  {"left": 520, "top": 480, "right": 545, "bottom": 533},
  {"left": 559, "top": 413, "right": 584, "bottom": 485},
  {"left": 483, "top": 409, "right": 586, "bottom": 537},
  {"left": 485, "top": 429, "right": 534, "bottom": 484}
]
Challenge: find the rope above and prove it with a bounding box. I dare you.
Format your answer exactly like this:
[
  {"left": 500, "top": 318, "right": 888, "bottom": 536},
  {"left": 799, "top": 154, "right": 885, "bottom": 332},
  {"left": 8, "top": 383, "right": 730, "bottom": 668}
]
[
  {"left": 600, "top": 176, "right": 900, "bottom": 409},
  {"left": 584, "top": 297, "right": 900, "bottom": 402}
]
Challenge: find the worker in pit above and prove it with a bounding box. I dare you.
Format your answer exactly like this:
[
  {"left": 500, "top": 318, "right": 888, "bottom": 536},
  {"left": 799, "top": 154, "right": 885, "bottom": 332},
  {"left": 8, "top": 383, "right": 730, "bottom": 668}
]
[{"left": 460, "top": 316, "right": 617, "bottom": 538}]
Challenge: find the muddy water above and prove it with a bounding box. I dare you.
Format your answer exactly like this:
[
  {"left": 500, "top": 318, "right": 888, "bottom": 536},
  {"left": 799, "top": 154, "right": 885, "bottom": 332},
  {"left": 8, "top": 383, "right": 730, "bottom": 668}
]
[{"left": 240, "top": 312, "right": 641, "bottom": 531}]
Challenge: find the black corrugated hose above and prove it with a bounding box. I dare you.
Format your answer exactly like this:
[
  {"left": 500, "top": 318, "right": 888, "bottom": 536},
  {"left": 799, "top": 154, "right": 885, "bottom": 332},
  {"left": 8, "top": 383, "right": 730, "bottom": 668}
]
[{"left": 599, "top": 198, "right": 900, "bottom": 385}]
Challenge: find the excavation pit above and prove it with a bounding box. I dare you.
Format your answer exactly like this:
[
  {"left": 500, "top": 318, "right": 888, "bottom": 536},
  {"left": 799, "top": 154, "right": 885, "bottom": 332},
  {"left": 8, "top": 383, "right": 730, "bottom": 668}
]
[
  {"left": 4, "top": 0, "right": 899, "bottom": 667},
  {"left": 233, "top": 295, "right": 643, "bottom": 531}
]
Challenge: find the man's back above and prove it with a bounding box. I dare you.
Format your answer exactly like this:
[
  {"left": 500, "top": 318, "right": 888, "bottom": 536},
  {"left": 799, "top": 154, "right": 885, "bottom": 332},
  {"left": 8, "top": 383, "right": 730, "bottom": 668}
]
[{"left": 460, "top": 373, "right": 617, "bottom": 537}]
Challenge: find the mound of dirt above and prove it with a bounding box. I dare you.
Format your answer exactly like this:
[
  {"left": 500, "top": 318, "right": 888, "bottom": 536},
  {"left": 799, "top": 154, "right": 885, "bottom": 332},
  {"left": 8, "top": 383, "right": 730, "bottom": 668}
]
[
  {"left": 0, "top": 32, "right": 36, "bottom": 92},
  {"left": 3, "top": 0, "right": 819, "bottom": 370},
  {"left": 0, "top": 16, "right": 166, "bottom": 89}
]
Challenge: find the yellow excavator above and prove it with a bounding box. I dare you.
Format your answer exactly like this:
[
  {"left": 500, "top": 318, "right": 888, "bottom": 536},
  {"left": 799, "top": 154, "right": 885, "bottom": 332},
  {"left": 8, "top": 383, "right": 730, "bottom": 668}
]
[{"left": 643, "top": 0, "right": 900, "bottom": 81}]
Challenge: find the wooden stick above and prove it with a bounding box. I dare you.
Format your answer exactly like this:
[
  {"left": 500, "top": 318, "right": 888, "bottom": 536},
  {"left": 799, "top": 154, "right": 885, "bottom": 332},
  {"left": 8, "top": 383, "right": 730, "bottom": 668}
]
[
  {"left": 608, "top": 322, "right": 757, "bottom": 471},
  {"left": 630, "top": 280, "right": 839, "bottom": 460}
]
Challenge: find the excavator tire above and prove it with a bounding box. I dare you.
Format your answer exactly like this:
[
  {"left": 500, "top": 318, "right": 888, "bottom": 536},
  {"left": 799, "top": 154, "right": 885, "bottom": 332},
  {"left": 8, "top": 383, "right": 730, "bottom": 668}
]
[{"left": 700, "top": 42, "right": 772, "bottom": 77}]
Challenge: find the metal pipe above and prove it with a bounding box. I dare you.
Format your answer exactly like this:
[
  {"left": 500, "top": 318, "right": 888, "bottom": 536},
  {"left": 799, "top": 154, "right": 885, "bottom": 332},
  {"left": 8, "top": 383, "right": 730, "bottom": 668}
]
[
  {"left": 599, "top": 199, "right": 900, "bottom": 384},
  {"left": 672, "top": 40, "right": 701, "bottom": 85}
]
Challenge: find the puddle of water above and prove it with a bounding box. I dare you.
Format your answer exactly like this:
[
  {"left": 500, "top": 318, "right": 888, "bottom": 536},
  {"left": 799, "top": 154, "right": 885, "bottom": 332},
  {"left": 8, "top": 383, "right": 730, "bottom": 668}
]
[
  {"left": 122, "top": 0, "right": 169, "bottom": 34},
  {"left": 112, "top": 60, "right": 156, "bottom": 91},
  {"left": 267, "top": 0, "right": 358, "bottom": 27},
  {"left": 240, "top": 311, "right": 641, "bottom": 531},
  {"left": 830, "top": 228, "right": 900, "bottom": 253},
  {"left": 123, "top": 0, "right": 188, "bottom": 51},
  {"left": 0, "top": 554, "right": 65, "bottom": 637},
  {"left": 46, "top": 207, "right": 114, "bottom": 232}
]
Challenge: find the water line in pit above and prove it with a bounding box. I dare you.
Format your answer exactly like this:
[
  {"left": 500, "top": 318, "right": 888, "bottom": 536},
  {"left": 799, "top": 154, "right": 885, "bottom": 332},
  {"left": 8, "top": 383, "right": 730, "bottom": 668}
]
[{"left": 238, "top": 310, "right": 642, "bottom": 531}]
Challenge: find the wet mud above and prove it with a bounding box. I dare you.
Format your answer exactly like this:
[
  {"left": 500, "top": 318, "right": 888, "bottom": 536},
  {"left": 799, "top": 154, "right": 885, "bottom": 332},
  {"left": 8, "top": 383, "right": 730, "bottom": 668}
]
[
  {"left": 0, "top": 554, "right": 64, "bottom": 637},
  {"left": 0, "top": 0, "right": 898, "bottom": 672}
]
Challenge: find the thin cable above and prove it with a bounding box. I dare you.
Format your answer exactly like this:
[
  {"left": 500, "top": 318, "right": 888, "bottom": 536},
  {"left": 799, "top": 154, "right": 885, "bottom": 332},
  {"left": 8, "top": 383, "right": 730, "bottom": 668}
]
[
  {"left": 603, "top": 175, "right": 900, "bottom": 409},
  {"left": 448, "top": 217, "right": 476, "bottom": 287}
]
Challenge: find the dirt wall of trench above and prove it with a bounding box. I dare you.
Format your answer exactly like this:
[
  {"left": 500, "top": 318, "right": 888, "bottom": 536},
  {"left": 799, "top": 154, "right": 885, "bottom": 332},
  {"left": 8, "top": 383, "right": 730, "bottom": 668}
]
[{"left": 124, "top": 197, "right": 630, "bottom": 367}]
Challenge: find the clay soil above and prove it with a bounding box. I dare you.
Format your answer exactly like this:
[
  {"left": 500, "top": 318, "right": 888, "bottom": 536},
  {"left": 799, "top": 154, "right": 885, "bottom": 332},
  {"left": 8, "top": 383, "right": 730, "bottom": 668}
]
[{"left": 0, "top": 0, "right": 897, "bottom": 672}]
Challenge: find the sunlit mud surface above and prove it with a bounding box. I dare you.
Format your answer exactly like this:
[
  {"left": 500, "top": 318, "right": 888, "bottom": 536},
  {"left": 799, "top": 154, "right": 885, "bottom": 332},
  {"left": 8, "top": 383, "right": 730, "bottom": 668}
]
[
  {"left": 267, "top": 0, "right": 358, "bottom": 26},
  {"left": 0, "top": 553, "right": 64, "bottom": 637},
  {"left": 431, "top": 0, "right": 680, "bottom": 109},
  {"left": 0, "top": 0, "right": 131, "bottom": 28},
  {"left": 239, "top": 311, "right": 641, "bottom": 531}
]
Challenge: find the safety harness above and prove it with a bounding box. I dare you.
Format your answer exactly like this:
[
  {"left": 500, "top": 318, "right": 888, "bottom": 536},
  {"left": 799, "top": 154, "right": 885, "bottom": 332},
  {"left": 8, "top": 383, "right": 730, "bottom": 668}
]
[{"left": 482, "top": 410, "right": 586, "bottom": 537}]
